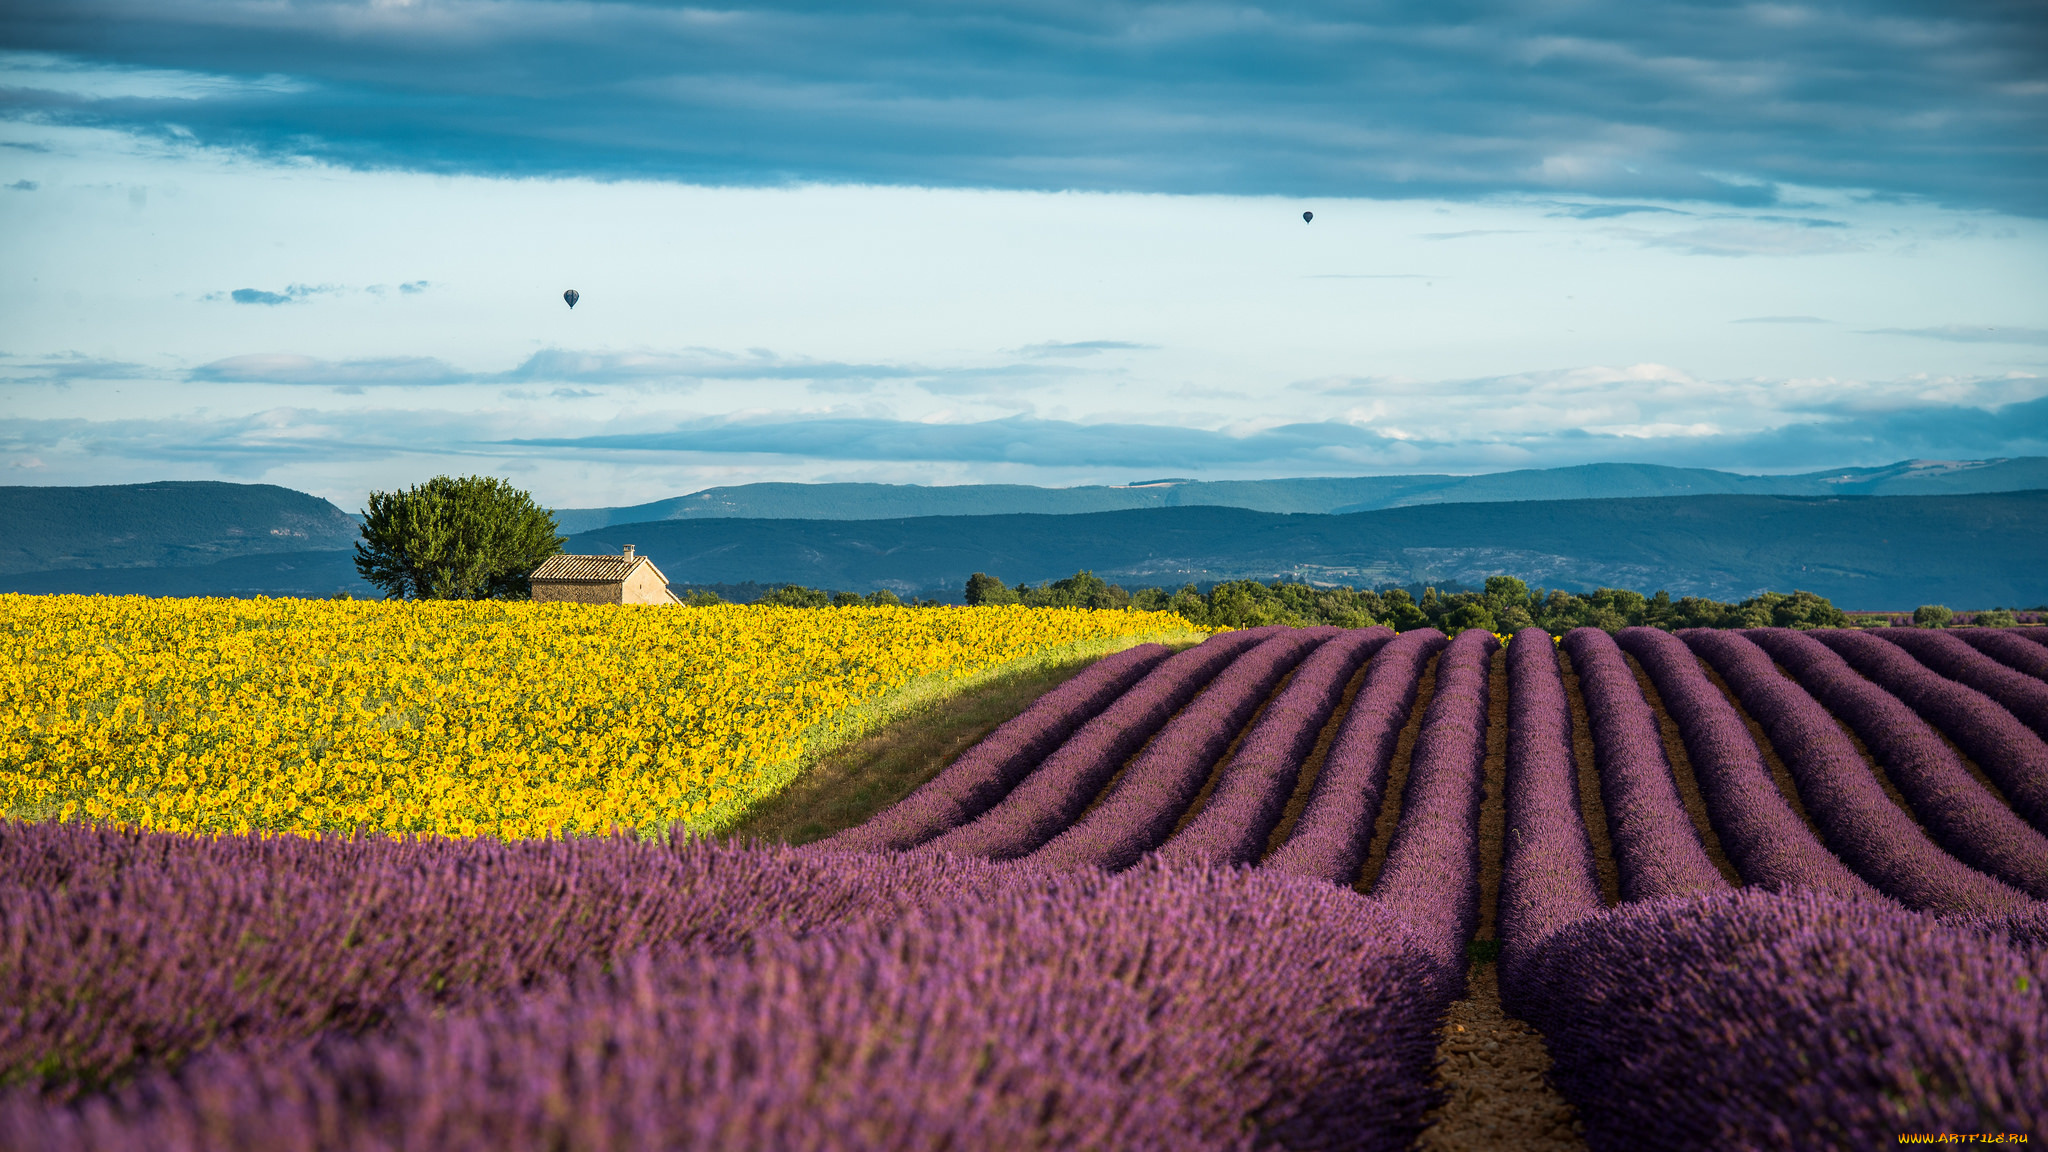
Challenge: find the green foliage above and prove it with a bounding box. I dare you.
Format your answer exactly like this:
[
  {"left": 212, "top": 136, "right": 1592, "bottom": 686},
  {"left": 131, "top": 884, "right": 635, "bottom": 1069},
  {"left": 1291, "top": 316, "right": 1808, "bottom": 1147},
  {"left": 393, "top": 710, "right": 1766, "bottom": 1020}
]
[
  {"left": 963, "top": 572, "right": 1020, "bottom": 606},
  {"left": 958, "top": 567, "right": 1852, "bottom": 637},
  {"left": 1013, "top": 570, "right": 1131, "bottom": 610},
  {"left": 1441, "top": 603, "right": 1496, "bottom": 635},
  {"left": 1973, "top": 608, "right": 2019, "bottom": 627},
  {"left": 753, "top": 584, "right": 928, "bottom": 608},
  {"left": 1073, "top": 572, "right": 1851, "bottom": 636},
  {"left": 759, "top": 584, "right": 832, "bottom": 608},
  {"left": 353, "top": 476, "right": 563, "bottom": 601},
  {"left": 679, "top": 589, "right": 727, "bottom": 607},
  {"left": 1914, "top": 604, "right": 1955, "bottom": 628}
]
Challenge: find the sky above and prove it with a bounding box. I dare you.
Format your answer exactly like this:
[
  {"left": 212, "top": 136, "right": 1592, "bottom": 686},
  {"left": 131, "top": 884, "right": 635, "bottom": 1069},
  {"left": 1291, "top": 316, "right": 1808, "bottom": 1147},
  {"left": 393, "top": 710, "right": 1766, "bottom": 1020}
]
[{"left": 2, "top": 1, "right": 2045, "bottom": 511}]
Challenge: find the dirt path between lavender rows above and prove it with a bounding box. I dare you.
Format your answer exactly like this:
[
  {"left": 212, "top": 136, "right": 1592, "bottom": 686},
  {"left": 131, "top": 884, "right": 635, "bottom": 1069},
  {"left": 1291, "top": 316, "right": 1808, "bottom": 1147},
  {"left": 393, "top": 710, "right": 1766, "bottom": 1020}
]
[{"left": 1418, "top": 647, "right": 1587, "bottom": 1151}]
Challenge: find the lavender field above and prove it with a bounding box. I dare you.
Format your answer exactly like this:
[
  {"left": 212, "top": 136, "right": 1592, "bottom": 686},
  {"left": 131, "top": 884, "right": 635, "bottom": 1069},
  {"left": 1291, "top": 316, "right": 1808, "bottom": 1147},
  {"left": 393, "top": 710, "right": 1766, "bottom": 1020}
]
[{"left": 6, "top": 625, "right": 2048, "bottom": 1150}]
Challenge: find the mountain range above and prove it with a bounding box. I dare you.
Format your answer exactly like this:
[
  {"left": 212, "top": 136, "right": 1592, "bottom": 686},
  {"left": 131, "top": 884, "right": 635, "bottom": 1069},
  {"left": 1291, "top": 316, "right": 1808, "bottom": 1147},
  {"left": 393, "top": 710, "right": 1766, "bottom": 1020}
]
[
  {"left": 3, "top": 477, "right": 2043, "bottom": 610},
  {"left": 548, "top": 457, "right": 2048, "bottom": 531}
]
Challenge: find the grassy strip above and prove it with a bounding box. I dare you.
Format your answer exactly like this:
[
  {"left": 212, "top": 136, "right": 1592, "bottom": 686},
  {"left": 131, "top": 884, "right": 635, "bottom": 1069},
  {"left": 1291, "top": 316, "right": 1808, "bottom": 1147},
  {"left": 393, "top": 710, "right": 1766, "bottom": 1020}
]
[{"left": 716, "top": 629, "right": 1209, "bottom": 843}]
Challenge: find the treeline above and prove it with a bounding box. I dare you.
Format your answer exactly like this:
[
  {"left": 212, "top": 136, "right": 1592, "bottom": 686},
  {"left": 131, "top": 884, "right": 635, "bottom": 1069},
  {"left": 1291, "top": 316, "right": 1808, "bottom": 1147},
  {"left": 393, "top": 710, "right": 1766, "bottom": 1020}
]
[
  {"left": 960, "top": 571, "right": 1857, "bottom": 633},
  {"left": 709, "top": 569, "right": 1862, "bottom": 634}
]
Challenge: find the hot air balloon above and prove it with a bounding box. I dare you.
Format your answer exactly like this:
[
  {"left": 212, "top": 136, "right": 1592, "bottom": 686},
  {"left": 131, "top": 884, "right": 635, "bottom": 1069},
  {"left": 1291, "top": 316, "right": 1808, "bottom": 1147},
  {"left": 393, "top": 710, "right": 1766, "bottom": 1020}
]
[
  {"left": 563, "top": 289, "right": 580, "bottom": 309},
  {"left": 1302, "top": 211, "right": 1313, "bottom": 224}
]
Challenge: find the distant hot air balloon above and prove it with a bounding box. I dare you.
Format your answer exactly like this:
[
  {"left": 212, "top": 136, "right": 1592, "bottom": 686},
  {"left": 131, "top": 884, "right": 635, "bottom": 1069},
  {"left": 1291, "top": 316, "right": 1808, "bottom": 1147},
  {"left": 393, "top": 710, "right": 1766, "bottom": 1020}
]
[
  {"left": 563, "top": 289, "right": 580, "bottom": 309},
  {"left": 1302, "top": 211, "right": 1313, "bottom": 224}
]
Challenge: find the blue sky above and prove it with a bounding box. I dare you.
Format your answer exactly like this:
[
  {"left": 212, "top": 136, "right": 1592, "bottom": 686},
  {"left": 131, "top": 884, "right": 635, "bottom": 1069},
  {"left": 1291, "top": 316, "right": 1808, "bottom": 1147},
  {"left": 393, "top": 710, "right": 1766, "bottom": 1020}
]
[{"left": 2, "top": 1, "right": 2044, "bottom": 509}]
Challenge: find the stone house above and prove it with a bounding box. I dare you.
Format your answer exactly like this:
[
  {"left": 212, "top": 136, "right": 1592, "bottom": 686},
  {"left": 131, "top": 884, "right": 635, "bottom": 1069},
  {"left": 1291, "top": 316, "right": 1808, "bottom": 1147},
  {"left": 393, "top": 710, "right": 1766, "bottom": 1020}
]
[{"left": 529, "top": 545, "right": 681, "bottom": 605}]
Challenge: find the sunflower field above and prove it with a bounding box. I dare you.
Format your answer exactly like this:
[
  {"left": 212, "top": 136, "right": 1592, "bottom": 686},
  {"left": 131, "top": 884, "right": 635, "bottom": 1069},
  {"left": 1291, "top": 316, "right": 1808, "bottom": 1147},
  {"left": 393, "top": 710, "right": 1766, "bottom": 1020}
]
[{"left": 0, "top": 595, "right": 1196, "bottom": 839}]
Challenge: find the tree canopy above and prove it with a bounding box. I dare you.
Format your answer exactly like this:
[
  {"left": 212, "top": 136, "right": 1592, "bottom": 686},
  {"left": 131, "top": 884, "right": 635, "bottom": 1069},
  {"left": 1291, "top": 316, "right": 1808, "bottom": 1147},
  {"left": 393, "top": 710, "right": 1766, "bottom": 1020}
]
[{"left": 354, "top": 476, "right": 564, "bottom": 601}]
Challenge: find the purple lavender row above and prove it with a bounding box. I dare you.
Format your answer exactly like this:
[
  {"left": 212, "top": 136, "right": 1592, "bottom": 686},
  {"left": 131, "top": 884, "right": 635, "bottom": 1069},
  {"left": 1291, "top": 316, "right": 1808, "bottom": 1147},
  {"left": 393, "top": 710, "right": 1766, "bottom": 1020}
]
[
  {"left": 920, "top": 628, "right": 1281, "bottom": 861},
  {"left": 1813, "top": 628, "right": 2048, "bottom": 836},
  {"left": 1614, "top": 627, "right": 1881, "bottom": 901},
  {"left": 2020, "top": 627, "right": 2048, "bottom": 648},
  {"left": 1030, "top": 627, "right": 1370, "bottom": 872},
  {"left": 1505, "top": 888, "right": 2048, "bottom": 1150},
  {"left": 1881, "top": 627, "right": 2048, "bottom": 742},
  {"left": 1959, "top": 627, "right": 2048, "bottom": 683},
  {"left": 1684, "top": 630, "right": 2030, "bottom": 917},
  {"left": 1747, "top": 628, "right": 2048, "bottom": 900},
  {"left": 1265, "top": 629, "right": 1448, "bottom": 885},
  {"left": 4, "top": 859, "right": 1449, "bottom": 1152},
  {"left": 1362, "top": 627, "right": 1497, "bottom": 985},
  {"left": 826, "top": 642, "right": 1174, "bottom": 852},
  {"left": 1496, "top": 628, "right": 1604, "bottom": 984},
  {"left": 1561, "top": 628, "right": 1728, "bottom": 902},
  {"left": 1147, "top": 627, "right": 1383, "bottom": 868},
  {"left": 0, "top": 824, "right": 1024, "bottom": 1093}
]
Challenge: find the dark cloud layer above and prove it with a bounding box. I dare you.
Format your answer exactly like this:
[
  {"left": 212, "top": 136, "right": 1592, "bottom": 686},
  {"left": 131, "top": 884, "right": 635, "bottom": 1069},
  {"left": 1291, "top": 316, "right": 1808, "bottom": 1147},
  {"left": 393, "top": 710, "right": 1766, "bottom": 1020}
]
[
  {"left": 507, "top": 394, "right": 2048, "bottom": 472},
  {"left": 3, "top": 1, "right": 2042, "bottom": 213}
]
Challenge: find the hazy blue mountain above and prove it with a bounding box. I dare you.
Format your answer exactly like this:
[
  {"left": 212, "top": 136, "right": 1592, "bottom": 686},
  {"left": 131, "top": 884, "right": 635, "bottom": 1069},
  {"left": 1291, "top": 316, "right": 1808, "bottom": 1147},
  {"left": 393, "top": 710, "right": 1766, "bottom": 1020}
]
[
  {"left": 0, "top": 550, "right": 368, "bottom": 598},
  {"left": 0, "top": 481, "right": 359, "bottom": 576},
  {"left": 7, "top": 481, "right": 2043, "bottom": 609},
  {"left": 564, "top": 491, "right": 2047, "bottom": 610},
  {"left": 547, "top": 457, "right": 2048, "bottom": 529}
]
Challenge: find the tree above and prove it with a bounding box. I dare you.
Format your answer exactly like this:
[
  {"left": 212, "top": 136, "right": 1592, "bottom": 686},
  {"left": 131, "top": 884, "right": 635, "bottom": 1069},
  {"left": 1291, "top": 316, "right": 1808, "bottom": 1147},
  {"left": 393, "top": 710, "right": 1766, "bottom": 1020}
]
[
  {"left": 1914, "top": 604, "right": 1954, "bottom": 628},
  {"left": 964, "top": 572, "right": 1019, "bottom": 605},
  {"left": 355, "top": 475, "right": 563, "bottom": 601},
  {"left": 759, "top": 584, "right": 830, "bottom": 608},
  {"left": 1441, "top": 603, "right": 1496, "bottom": 635}
]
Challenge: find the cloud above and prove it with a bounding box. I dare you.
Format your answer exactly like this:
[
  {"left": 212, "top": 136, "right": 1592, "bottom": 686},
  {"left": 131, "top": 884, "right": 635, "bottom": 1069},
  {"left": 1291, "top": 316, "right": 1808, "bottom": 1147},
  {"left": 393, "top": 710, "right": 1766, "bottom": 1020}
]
[
  {"left": 398, "top": 280, "right": 429, "bottom": 294},
  {"left": 5, "top": 180, "right": 35, "bottom": 191},
  {"left": 0, "top": 353, "right": 152, "bottom": 382},
  {"left": 500, "top": 391, "right": 2048, "bottom": 474},
  {"left": 1420, "top": 230, "right": 1530, "bottom": 241},
  {"left": 1624, "top": 221, "right": 1865, "bottom": 258},
  {"left": 1014, "top": 340, "right": 1156, "bottom": 358},
  {"left": 507, "top": 415, "right": 1414, "bottom": 469},
  {"left": 190, "top": 354, "right": 469, "bottom": 386},
  {"left": 176, "top": 346, "right": 1071, "bottom": 391},
  {"left": 4, "top": 4, "right": 2042, "bottom": 215},
  {"left": 1861, "top": 325, "right": 2048, "bottom": 346},
  {"left": 219, "top": 283, "right": 345, "bottom": 305},
  {"left": 1549, "top": 203, "right": 1689, "bottom": 220}
]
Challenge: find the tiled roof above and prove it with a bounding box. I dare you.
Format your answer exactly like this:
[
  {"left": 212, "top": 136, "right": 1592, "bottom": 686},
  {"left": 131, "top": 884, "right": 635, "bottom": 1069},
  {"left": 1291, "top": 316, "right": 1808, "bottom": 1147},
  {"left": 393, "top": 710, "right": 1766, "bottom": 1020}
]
[{"left": 532, "top": 554, "right": 642, "bottom": 582}]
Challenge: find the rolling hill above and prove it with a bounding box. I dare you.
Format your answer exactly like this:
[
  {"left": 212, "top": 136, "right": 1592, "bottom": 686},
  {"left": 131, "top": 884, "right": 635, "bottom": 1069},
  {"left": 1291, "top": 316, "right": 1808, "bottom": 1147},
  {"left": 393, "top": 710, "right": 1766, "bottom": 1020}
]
[
  {"left": 0, "top": 482, "right": 359, "bottom": 575},
  {"left": 548, "top": 458, "right": 2048, "bottom": 530},
  {"left": 559, "top": 491, "right": 2048, "bottom": 609},
  {"left": 9, "top": 487, "right": 2039, "bottom": 609}
]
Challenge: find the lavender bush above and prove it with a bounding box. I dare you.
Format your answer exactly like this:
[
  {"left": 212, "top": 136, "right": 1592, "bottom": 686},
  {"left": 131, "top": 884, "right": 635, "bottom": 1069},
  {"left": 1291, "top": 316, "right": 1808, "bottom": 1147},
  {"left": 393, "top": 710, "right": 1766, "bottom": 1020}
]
[
  {"left": 1361, "top": 627, "right": 1498, "bottom": 982},
  {"left": 918, "top": 629, "right": 1276, "bottom": 860},
  {"left": 1505, "top": 888, "right": 2048, "bottom": 1151},
  {"left": 1029, "top": 627, "right": 1369, "bottom": 872},
  {"left": 1263, "top": 629, "right": 1447, "bottom": 885},
  {"left": 1748, "top": 627, "right": 2048, "bottom": 900},
  {"left": 1496, "top": 628, "right": 1605, "bottom": 985},
  {"left": 1957, "top": 627, "right": 2048, "bottom": 685},
  {"left": 1614, "top": 628, "right": 1881, "bottom": 900},
  {"left": 1150, "top": 627, "right": 1386, "bottom": 868},
  {"left": 1561, "top": 628, "right": 1728, "bottom": 901},
  {"left": 825, "top": 642, "right": 1173, "bottom": 851},
  {"left": 1684, "top": 630, "right": 2030, "bottom": 917},
  {"left": 0, "top": 825, "right": 1021, "bottom": 1094},
  {"left": 2, "top": 856, "right": 1447, "bottom": 1152},
  {"left": 1879, "top": 627, "right": 2048, "bottom": 741},
  {"left": 1813, "top": 627, "right": 2048, "bottom": 835}
]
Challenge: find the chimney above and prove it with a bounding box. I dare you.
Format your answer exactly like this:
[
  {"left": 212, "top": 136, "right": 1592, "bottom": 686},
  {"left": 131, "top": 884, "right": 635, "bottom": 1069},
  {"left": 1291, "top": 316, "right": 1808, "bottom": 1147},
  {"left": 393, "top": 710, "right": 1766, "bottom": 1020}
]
[{"left": 624, "top": 544, "right": 636, "bottom": 560}]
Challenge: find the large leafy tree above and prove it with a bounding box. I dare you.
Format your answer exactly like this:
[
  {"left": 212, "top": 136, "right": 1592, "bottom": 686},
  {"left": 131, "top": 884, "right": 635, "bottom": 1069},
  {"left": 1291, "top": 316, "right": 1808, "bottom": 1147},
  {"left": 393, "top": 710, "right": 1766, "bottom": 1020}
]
[{"left": 354, "top": 475, "right": 564, "bottom": 600}]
